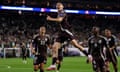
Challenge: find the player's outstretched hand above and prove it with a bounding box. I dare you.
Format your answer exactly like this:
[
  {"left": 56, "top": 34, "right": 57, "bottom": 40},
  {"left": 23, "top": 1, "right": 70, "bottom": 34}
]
[{"left": 87, "top": 55, "right": 93, "bottom": 64}]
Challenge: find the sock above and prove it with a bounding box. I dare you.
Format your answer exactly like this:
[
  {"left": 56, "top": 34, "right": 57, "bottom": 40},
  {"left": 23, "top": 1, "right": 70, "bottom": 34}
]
[
  {"left": 40, "top": 69, "right": 44, "bottom": 72},
  {"left": 106, "top": 70, "right": 110, "bottom": 72},
  {"left": 52, "top": 57, "right": 57, "bottom": 65},
  {"left": 57, "top": 64, "right": 61, "bottom": 70},
  {"left": 113, "top": 64, "right": 118, "bottom": 72},
  {"left": 24, "top": 56, "right": 26, "bottom": 60},
  {"left": 34, "top": 69, "right": 37, "bottom": 72},
  {"left": 115, "top": 68, "right": 118, "bottom": 72},
  {"left": 82, "top": 50, "right": 88, "bottom": 56}
]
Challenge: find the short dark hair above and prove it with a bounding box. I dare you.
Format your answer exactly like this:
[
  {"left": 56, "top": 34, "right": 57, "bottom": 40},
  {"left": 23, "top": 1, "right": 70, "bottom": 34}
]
[
  {"left": 56, "top": 2, "right": 64, "bottom": 6},
  {"left": 92, "top": 26, "right": 100, "bottom": 31}
]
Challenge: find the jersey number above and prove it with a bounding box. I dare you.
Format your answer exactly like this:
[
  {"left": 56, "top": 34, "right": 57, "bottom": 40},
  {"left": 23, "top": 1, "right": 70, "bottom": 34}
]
[{"left": 40, "top": 40, "right": 46, "bottom": 45}]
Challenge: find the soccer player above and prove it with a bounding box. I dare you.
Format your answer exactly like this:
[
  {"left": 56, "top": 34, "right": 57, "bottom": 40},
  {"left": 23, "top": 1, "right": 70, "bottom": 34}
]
[
  {"left": 30, "top": 26, "right": 51, "bottom": 72},
  {"left": 104, "top": 29, "right": 118, "bottom": 72},
  {"left": 20, "top": 42, "right": 27, "bottom": 64},
  {"left": 87, "top": 27, "right": 107, "bottom": 72},
  {"left": 46, "top": 2, "right": 88, "bottom": 70}
]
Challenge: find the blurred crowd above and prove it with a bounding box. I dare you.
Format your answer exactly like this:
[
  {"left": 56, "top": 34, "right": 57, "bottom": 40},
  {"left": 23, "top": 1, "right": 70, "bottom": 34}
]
[
  {"left": 0, "top": 12, "right": 119, "bottom": 48},
  {"left": 1, "top": 0, "right": 119, "bottom": 11}
]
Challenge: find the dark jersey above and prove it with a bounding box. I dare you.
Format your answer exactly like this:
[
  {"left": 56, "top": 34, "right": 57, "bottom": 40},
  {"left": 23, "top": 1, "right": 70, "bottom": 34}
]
[
  {"left": 88, "top": 35, "right": 107, "bottom": 58},
  {"left": 58, "top": 10, "right": 71, "bottom": 30},
  {"left": 106, "top": 35, "right": 118, "bottom": 62},
  {"left": 32, "top": 34, "right": 50, "bottom": 56},
  {"left": 106, "top": 35, "right": 117, "bottom": 49},
  {"left": 21, "top": 44, "right": 27, "bottom": 55}
]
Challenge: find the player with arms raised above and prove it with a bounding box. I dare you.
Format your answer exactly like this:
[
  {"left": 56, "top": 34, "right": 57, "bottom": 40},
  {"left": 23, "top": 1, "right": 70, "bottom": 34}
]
[{"left": 46, "top": 2, "right": 88, "bottom": 71}]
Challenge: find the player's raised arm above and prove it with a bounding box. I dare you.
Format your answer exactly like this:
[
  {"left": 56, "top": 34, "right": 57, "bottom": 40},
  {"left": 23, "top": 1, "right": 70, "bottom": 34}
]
[
  {"left": 46, "top": 2, "right": 65, "bottom": 22},
  {"left": 47, "top": 16, "right": 64, "bottom": 22}
]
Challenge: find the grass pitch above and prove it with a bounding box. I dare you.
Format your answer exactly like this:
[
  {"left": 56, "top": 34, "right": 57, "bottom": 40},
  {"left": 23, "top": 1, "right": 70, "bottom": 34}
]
[{"left": 0, "top": 57, "right": 120, "bottom": 72}]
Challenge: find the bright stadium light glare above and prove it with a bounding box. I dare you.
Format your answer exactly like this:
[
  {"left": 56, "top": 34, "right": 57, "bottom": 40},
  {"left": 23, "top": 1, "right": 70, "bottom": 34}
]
[
  {"left": 65, "top": 10, "right": 79, "bottom": 14},
  {"left": 50, "top": 9, "right": 57, "bottom": 12},
  {"left": 96, "top": 11, "right": 120, "bottom": 15},
  {"left": 1, "top": 6, "right": 33, "bottom": 11},
  {"left": 0, "top": 5, "right": 120, "bottom": 15}
]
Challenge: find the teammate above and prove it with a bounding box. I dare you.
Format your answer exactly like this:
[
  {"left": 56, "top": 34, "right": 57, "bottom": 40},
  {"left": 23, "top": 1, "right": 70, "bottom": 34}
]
[
  {"left": 104, "top": 29, "right": 118, "bottom": 72},
  {"left": 87, "top": 27, "right": 108, "bottom": 72},
  {"left": 30, "top": 26, "right": 51, "bottom": 72},
  {"left": 46, "top": 2, "right": 88, "bottom": 70},
  {"left": 21, "top": 42, "right": 27, "bottom": 64}
]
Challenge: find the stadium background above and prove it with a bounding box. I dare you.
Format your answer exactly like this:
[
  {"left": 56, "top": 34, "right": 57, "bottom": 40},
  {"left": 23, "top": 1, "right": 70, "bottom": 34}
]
[{"left": 0, "top": 0, "right": 120, "bottom": 72}]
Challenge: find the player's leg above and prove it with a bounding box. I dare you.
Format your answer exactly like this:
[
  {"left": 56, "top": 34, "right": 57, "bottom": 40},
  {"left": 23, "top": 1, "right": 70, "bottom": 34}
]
[
  {"left": 105, "top": 60, "right": 110, "bottom": 72},
  {"left": 112, "top": 63, "right": 118, "bottom": 72},
  {"left": 105, "top": 52, "right": 111, "bottom": 72},
  {"left": 56, "top": 61, "right": 61, "bottom": 72},
  {"left": 33, "top": 56, "right": 39, "bottom": 72},
  {"left": 34, "top": 65, "right": 39, "bottom": 72},
  {"left": 22, "top": 53, "right": 25, "bottom": 63},
  {"left": 57, "top": 56, "right": 63, "bottom": 72},
  {"left": 24, "top": 55, "right": 27, "bottom": 60},
  {"left": 39, "top": 63, "right": 44, "bottom": 72},
  {"left": 52, "top": 42, "right": 62, "bottom": 65},
  {"left": 99, "top": 58, "right": 106, "bottom": 72},
  {"left": 46, "top": 42, "right": 61, "bottom": 70},
  {"left": 21, "top": 51, "right": 23, "bottom": 59},
  {"left": 23, "top": 54, "right": 27, "bottom": 64},
  {"left": 71, "top": 39, "right": 88, "bottom": 56},
  {"left": 52, "top": 42, "right": 61, "bottom": 64},
  {"left": 25, "top": 55, "right": 27, "bottom": 61},
  {"left": 111, "top": 55, "right": 118, "bottom": 72},
  {"left": 92, "top": 59, "right": 99, "bottom": 72},
  {"left": 99, "top": 65, "right": 106, "bottom": 72},
  {"left": 38, "top": 56, "right": 47, "bottom": 72},
  {"left": 57, "top": 47, "right": 64, "bottom": 72}
]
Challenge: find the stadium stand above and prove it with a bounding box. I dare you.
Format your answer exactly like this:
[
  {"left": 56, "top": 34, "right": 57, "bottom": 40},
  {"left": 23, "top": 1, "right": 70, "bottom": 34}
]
[{"left": 0, "top": 13, "right": 119, "bottom": 48}]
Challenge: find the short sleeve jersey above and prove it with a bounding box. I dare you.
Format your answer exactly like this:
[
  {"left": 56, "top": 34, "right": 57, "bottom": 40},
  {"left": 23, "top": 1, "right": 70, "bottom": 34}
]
[
  {"left": 58, "top": 10, "right": 71, "bottom": 30},
  {"left": 32, "top": 35, "right": 50, "bottom": 56}
]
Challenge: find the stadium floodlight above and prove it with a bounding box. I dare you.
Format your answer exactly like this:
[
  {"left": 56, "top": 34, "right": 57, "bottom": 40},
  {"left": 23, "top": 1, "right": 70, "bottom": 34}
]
[
  {"left": 0, "top": 5, "right": 120, "bottom": 15},
  {"left": 65, "top": 9, "right": 79, "bottom": 14},
  {"left": 1, "top": 6, "right": 33, "bottom": 11},
  {"left": 50, "top": 9, "right": 57, "bottom": 12},
  {"left": 96, "top": 11, "right": 120, "bottom": 15}
]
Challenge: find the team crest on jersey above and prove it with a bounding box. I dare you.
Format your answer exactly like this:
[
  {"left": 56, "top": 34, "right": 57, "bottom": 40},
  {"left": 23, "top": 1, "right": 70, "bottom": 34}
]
[
  {"left": 108, "top": 38, "right": 111, "bottom": 41},
  {"left": 98, "top": 40, "right": 102, "bottom": 44}
]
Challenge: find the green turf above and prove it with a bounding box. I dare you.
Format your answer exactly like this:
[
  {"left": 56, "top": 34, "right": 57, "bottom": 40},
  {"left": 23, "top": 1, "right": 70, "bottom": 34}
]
[{"left": 0, "top": 57, "right": 120, "bottom": 72}]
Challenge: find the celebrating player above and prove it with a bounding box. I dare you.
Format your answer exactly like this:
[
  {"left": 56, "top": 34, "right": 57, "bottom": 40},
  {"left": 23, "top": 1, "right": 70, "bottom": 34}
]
[
  {"left": 30, "top": 26, "right": 51, "bottom": 72},
  {"left": 46, "top": 2, "right": 88, "bottom": 70},
  {"left": 104, "top": 29, "right": 118, "bottom": 72},
  {"left": 87, "top": 27, "right": 108, "bottom": 72}
]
